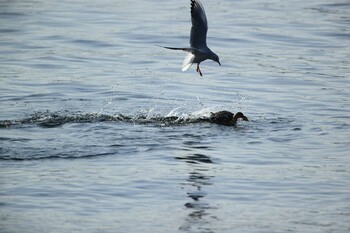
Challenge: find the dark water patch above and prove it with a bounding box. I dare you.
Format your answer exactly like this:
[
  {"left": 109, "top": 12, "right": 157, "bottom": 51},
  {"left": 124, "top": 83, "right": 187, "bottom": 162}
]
[
  {"left": 0, "top": 151, "right": 115, "bottom": 161},
  {"left": 176, "top": 154, "right": 214, "bottom": 164},
  {"left": 0, "top": 12, "right": 27, "bottom": 18},
  {"left": 0, "top": 28, "right": 20, "bottom": 33},
  {"left": 320, "top": 2, "right": 350, "bottom": 8},
  {"left": 0, "top": 112, "right": 122, "bottom": 128},
  {"left": 69, "top": 39, "right": 115, "bottom": 48},
  {"left": 308, "top": 4, "right": 350, "bottom": 15},
  {"left": 0, "top": 137, "right": 31, "bottom": 142}
]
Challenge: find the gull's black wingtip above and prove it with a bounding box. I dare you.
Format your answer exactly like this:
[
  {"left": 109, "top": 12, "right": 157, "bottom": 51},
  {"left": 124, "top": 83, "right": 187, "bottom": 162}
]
[{"left": 190, "top": 0, "right": 196, "bottom": 12}]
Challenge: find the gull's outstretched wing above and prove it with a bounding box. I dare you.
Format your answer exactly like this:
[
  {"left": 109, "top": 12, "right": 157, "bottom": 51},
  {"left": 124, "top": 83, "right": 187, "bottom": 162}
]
[{"left": 190, "top": 0, "right": 208, "bottom": 49}]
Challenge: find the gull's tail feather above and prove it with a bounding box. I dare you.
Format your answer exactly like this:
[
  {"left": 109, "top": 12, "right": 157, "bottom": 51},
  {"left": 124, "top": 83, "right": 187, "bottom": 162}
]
[
  {"left": 162, "top": 46, "right": 196, "bottom": 71},
  {"left": 182, "top": 52, "right": 194, "bottom": 71}
]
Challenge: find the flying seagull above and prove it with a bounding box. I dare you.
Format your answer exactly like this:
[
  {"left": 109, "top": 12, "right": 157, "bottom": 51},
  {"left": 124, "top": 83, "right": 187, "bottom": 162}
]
[{"left": 164, "top": 0, "right": 221, "bottom": 76}]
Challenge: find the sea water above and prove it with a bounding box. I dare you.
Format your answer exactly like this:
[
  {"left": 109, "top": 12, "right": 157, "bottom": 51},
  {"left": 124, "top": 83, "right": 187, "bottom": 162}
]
[{"left": 0, "top": 0, "right": 349, "bottom": 232}]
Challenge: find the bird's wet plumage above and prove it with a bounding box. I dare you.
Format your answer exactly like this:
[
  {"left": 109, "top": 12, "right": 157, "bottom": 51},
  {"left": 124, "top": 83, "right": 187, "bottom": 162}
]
[{"left": 210, "top": 111, "right": 248, "bottom": 126}]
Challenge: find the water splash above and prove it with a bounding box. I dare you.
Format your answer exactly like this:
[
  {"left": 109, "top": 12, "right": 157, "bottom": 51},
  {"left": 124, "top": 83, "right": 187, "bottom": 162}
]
[{"left": 0, "top": 111, "right": 211, "bottom": 128}]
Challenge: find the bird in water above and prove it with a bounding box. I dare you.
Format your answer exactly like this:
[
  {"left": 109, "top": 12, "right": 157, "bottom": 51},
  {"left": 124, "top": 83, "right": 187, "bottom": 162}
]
[
  {"left": 210, "top": 111, "right": 248, "bottom": 126},
  {"left": 163, "top": 0, "right": 221, "bottom": 76}
]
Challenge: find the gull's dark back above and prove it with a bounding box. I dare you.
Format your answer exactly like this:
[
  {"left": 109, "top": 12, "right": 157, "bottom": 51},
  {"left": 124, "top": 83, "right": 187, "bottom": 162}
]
[{"left": 190, "top": 0, "right": 208, "bottom": 49}]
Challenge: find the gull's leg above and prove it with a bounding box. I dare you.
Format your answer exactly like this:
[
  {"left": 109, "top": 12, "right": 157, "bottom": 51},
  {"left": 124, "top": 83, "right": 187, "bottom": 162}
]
[{"left": 196, "top": 64, "right": 203, "bottom": 76}]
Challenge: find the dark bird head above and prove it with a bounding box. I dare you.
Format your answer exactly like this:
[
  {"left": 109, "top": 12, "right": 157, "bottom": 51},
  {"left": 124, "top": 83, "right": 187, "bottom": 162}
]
[
  {"left": 234, "top": 112, "right": 249, "bottom": 122},
  {"left": 211, "top": 53, "right": 221, "bottom": 66}
]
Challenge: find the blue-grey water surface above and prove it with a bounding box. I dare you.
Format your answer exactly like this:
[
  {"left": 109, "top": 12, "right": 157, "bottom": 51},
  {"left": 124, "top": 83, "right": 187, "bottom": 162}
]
[{"left": 1, "top": 0, "right": 350, "bottom": 232}]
